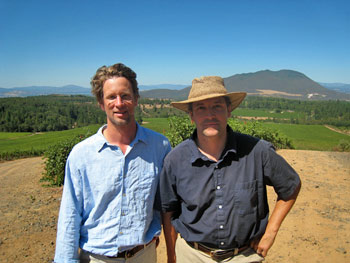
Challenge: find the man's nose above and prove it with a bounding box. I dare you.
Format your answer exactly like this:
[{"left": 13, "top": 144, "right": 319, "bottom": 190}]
[
  {"left": 115, "top": 96, "right": 123, "bottom": 106},
  {"left": 207, "top": 107, "right": 216, "bottom": 116}
]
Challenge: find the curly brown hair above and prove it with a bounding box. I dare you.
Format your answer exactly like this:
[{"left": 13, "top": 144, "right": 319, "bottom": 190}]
[{"left": 91, "top": 63, "right": 139, "bottom": 104}]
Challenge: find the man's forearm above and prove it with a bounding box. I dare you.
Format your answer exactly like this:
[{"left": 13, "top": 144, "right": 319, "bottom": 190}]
[
  {"left": 253, "top": 182, "right": 301, "bottom": 257},
  {"left": 162, "top": 212, "right": 177, "bottom": 263},
  {"left": 267, "top": 182, "right": 301, "bottom": 234}
]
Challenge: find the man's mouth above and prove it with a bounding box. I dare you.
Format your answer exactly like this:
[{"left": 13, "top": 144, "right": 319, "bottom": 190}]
[
  {"left": 203, "top": 121, "right": 219, "bottom": 126},
  {"left": 114, "top": 111, "right": 127, "bottom": 116}
]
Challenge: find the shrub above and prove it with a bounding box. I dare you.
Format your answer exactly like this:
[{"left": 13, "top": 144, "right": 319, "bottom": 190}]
[
  {"left": 335, "top": 140, "right": 350, "bottom": 152},
  {"left": 165, "top": 116, "right": 195, "bottom": 147},
  {"left": 166, "top": 116, "right": 294, "bottom": 149},
  {"left": 41, "top": 131, "right": 93, "bottom": 186},
  {"left": 227, "top": 119, "right": 294, "bottom": 149},
  {"left": 41, "top": 117, "right": 294, "bottom": 186}
]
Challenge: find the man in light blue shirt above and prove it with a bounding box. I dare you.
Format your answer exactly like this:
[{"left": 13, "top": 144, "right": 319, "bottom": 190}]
[{"left": 54, "top": 63, "right": 171, "bottom": 263}]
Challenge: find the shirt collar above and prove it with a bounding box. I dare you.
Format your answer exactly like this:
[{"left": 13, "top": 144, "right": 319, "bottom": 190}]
[
  {"left": 220, "top": 126, "right": 237, "bottom": 159},
  {"left": 96, "top": 123, "right": 147, "bottom": 152},
  {"left": 131, "top": 123, "right": 148, "bottom": 146},
  {"left": 189, "top": 125, "right": 237, "bottom": 163}
]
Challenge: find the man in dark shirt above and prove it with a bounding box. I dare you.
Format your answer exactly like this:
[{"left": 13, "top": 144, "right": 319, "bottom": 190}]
[{"left": 160, "top": 76, "right": 301, "bottom": 263}]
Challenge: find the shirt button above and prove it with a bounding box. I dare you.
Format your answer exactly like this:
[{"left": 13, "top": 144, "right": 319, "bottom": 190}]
[
  {"left": 218, "top": 205, "right": 223, "bottom": 209},
  {"left": 221, "top": 242, "right": 225, "bottom": 245},
  {"left": 217, "top": 186, "right": 221, "bottom": 190},
  {"left": 220, "top": 225, "right": 224, "bottom": 229},
  {"left": 119, "top": 231, "right": 123, "bottom": 235},
  {"left": 122, "top": 212, "right": 125, "bottom": 216}
]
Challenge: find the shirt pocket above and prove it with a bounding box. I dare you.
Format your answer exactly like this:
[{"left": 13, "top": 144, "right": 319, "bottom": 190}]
[{"left": 233, "top": 180, "right": 258, "bottom": 215}]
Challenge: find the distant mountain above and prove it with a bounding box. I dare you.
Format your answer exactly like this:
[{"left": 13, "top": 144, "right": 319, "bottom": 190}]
[
  {"left": 1, "top": 70, "right": 350, "bottom": 100},
  {"left": 139, "top": 84, "right": 188, "bottom": 91},
  {"left": 223, "top": 70, "right": 347, "bottom": 99},
  {"left": 318, "top": 82, "right": 350, "bottom": 94},
  {"left": 140, "top": 87, "right": 191, "bottom": 100},
  {"left": 0, "top": 84, "right": 188, "bottom": 98},
  {"left": 0, "top": 85, "right": 91, "bottom": 97},
  {"left": 140, "top": 70, "right": 350, "bottom": 101}
]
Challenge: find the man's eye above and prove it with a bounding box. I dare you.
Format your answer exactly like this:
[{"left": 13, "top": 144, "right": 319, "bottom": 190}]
[
  {"left": 122, "top": 95, "right": 132, "bottom": 100},
  {"left": 214, "top": 104, "right": 225, "bottom": 109}
]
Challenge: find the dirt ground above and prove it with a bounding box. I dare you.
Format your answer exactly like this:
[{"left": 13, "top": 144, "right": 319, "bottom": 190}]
[{"left": 0, "top": 150, "right": 349, "bottom": 262}]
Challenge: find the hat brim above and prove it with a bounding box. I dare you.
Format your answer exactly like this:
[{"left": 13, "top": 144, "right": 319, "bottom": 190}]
[{"left": 171, "top": 92, "right": 247, "bottom": 112}]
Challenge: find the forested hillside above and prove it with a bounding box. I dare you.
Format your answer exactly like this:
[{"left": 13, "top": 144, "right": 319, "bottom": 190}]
[
  {"left": 1, "top": 95, "right": 349, "bottom": 132},
  {"left": 240, "top": 97, "right": 350, "bottom": 126},
  {"left": 0, "top": 96, "right": 181, "bottom": 132},
  {"left": 0, "top": 96, "right": 105, "bottom": 132}
]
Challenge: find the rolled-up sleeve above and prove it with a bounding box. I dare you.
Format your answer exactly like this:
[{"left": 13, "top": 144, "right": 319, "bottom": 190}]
[
  {"left": 160, "top": 157, "right": 180, "bottom": 213},
  {"left": 263, "top": 142, "right": 301, "bottom": 200},
  {"left": 154, "top": 141, "right": 172, "bottom": 212}
]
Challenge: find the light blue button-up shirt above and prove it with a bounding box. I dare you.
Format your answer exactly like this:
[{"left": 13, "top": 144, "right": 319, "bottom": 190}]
[{"left": 54, "top": 124, "right": 171, "bottom": 263}]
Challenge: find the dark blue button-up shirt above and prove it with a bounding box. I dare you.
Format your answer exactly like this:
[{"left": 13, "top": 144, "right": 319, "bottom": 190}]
[{"left": 160, "top": 126, "right": 300, "bottom": 249}]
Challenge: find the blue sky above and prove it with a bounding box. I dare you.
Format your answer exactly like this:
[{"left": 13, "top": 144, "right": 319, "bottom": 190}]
[{"left": 0, "top": 0, "right": 349, "bottom": 88}]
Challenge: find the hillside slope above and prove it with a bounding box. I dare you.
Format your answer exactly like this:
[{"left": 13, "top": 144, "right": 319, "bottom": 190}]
[{"left": 140, "top": 70, "right": 350, "bottom": 100}]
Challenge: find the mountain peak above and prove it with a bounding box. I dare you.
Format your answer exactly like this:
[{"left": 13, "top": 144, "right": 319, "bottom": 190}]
[
  {"left": 141, "top": 69, "right": 350, "bottom": 101},
  {"left": 1, "top": 70, "right": 349, "bottom": 100}
]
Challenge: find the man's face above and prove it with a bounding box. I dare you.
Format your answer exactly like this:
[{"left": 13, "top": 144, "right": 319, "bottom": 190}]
[
  {"left": 99, "top": 77, "right": 138, "bottom": 127},
  {"left": 190, "top": 97, "right": 231, "bottom": 138}
]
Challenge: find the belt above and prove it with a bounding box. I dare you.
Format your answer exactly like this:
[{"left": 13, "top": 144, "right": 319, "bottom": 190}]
[
  {"left": 186, "top": 241, "right": 249, "bottom": 262},
  {"left": 107, "top": 237, "right": 158, "bottom": 259}
]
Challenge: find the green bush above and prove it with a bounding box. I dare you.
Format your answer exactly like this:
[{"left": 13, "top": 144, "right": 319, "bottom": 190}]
[
  {"left": 335, "top": 140, "right": 350, "bottom": 152},
  {"left": 40, "top": 117, "right": 294, "bottom": 186},
  {"left": 165, "top": 116, "right": 195, "bottom": 147},
  {"left": 166, "top": 116, "right": 294, "bottom": 149},
  {"left": 41, "top": 132, "right": 92, "bottom": 186},
  {"left": 227, "top": 119, "right": 294, "bottom": 149}
]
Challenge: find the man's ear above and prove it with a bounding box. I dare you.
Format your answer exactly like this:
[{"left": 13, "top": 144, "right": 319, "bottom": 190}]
[
  {"left": 99, "top": 102, "right": 105, "bottom": 112},
  {"left": 189, "top": 112, "right": 194, "bottom": 124},
  {"left": 227, "top": 104, "right": 233, "bottom": 117}
]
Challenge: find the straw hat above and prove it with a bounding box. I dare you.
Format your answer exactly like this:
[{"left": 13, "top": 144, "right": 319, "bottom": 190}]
[{"left": 171, "top": 76, "right": 247, "bottom": 112}]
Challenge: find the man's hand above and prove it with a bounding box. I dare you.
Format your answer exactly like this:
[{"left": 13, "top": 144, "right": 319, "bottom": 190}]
[{"left": 250, "top": 232, "right": 276, "bottom": 257}]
